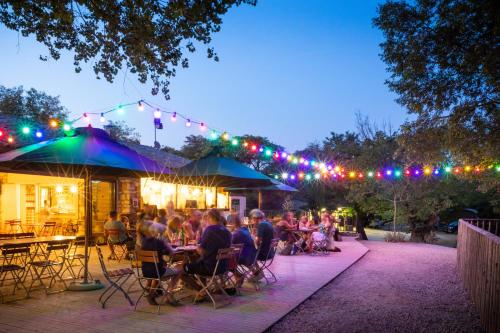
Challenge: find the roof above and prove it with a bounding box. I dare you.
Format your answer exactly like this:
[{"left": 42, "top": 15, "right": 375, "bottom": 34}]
[{"left": 124, "top": 141, "right": 190, "bottom": 169}]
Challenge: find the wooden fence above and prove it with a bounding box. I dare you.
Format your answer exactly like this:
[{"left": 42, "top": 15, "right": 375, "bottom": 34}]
[{"left": 457, "top": 219, "right": 500, "bottom": 333}]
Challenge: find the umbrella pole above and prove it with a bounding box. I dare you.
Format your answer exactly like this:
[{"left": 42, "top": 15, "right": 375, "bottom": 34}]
[
  {"left": 67, "top": 168, "right": 103, "bottom": 291},
  {"left": 258, "top": 191, "right": 262, "bottom": 209}
]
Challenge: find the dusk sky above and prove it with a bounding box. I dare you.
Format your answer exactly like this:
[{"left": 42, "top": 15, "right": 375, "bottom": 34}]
[{"left": 0, "top": 0, "right": 407, "bottom": 151}]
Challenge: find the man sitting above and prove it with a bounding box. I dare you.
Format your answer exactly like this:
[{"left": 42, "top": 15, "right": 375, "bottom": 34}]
[
  {"left": 182, "top": 209, "right": 231, "bottom": 296},
  {"left": 250, "top": 209, "right": 275, "bottom": 281},
  {"left": 104, "top": 211, "right": 129, "bottom": 260}
]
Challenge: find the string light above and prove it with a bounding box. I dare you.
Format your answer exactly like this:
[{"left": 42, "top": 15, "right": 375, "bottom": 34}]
[
  {"left": 63, "top": 124, "right": 71, "bottom": 131},
  {"left": 137, "top": 101, "right": 145, "bottom": 111},
  {"left": 100, "top": 113, "right": 106, "bottom": 123},
  {"left": 50, "top": 120, "right": 58, "bottom": 128},
  {"left": 22, "top": 126, "right": 30, "bottom": 134},
  {"left": 231, "top": 138, "right": 238, "bottom": 146},
  {"left": 35, "top": 130, "right": 43, "bottom": 138},
  {"left": 154, "top": 109, "right": 162, "bottom": 119},
  {"left": 170, "top": 112, "right": 177, "bottom": 122},
  {"left": 185, "top": 119, "right": 191, "bottom": 127},
  {"left": 7, "top": 136, "right": 14, "bottom": 143},
  {"left": 83, "top": 113, "right": 90, "bottom": 123},
  {"left": 117, "top": 105, "right": 124, "bottom": 115},
  {"left": 0, "top": 130, "right": 3, "bottom": 137},
  {"left": 199, "top": 123, "right": 206, "bottom": 131}
]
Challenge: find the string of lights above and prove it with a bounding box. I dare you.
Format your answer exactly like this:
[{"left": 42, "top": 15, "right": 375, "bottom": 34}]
[{"left": 2, "top": 100, "right": 498, "bottom": 181}]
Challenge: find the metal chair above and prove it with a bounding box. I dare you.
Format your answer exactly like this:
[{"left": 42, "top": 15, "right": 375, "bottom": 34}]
[
  {"left": 106, "top": 229, "right": 128, "bottom": 262},
  {"left": 62, "top": 236, "right": 92, "bottom": 280},
  {"left": 0, "top": 234, "right": 15, "bottom": 240},
  {"left": 39, "top": 221, "right": 57, "bottom": 236},
  {"left": 7, "top": 220, "right": 23, "bottom": 234},
  {"left": 14, "top": 232, "right": 35, "bottom": 239},
  {"left": 95, "top": 245, "right": 134, "bottom": 308},
  {"left": 28, "top": 239, "right": 71, "bottom": 294},
  {"left": 247, "top": 238, "right": 280, "bottom": 290},
  {"left": 192, "top": 247, "right": 236, "bottom": 309},
  {"left": 0, "top": 243, "right": 31, "bottom": 302},
  {"left": 133, "top": 250, "right": 180, "bottom": 314}
]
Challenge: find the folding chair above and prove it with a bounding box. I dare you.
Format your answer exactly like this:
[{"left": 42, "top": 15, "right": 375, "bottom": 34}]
[
  {"left": 247, "top": 238, "right": 279, "bottom": 290},
  {"left": 227, "top": 243, "right": 244, "bottom": 294},
  {"left": 192, "top": 248, "right": 235, "bottom": 309},
  {"left": 62, "top": 236, "right": 92, "bottom": 280},
  {"left": 0, "top": 243, "right": 31, "bottom": 302},
  {"left": 7, "top": 220, "right": 23, "bottom": 234},
  {"left": 39, "top": 222, "right": 57, "bottom": 236},
  {"left": 310, "top": 231, "right": 330, "bottom": 256},
  {"left": 133, "top": 250, "right": 180, "bottom": 314},
  {"left": 95, "top": 245, "right": 134, "bottom": 308},
  {"left": 106, "top": 229, "right": 128, "bottom": 262},
  {"left": 0, "top": 234, "right": 15, "bottom": 240},
  {"left": 14, "top": 233, "right": 35, "bottom": 239},
  {"left": 28, "top": 239, "right": 71, "bottom": 294}
]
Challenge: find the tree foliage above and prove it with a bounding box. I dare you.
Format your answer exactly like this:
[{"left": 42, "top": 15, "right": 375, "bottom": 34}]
[
  {"left": 0, "top": 85, "right": 69, "bottom": 124},
  {"left": 374, "top": 0, "right": 499, "bottom": 163},
  {"left": 104, "top": 120, "right": 141, "bottom": 143},
  {"left": 0, "top": 0, "right": 256, "bottom": 99}
]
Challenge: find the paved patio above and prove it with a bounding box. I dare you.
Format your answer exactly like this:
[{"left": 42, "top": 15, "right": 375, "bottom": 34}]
[{"left": 0, "top": 237, "right": 368, "bottom": 333}]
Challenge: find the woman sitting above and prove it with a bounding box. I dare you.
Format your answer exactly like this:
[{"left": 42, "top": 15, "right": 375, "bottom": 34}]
[
  {"left": 165, "top": 215, "right": 183, "bottom": 244},
  {"left": 308, "top": 215, "right": 332, "bottom": 251},
  {"left": 139, "top": 223, "right": 181, "bottom": 306},
  {"left": 231, "top": 215, "right": 257, "bottom": 286}
]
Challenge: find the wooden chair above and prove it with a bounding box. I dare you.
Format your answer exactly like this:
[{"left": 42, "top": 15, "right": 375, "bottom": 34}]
[
  {"left": 62, "top": 236, "right": 92, "bottom": 280},
  {"left": 106, "top": 229, "right": 128, "bottom": 262},
  {"left": 133, "top": 250, "right": 179, "bottom": 314},
  {"left": 95, "top": 245, "right": 134, "bottom": 308},
  {"left": 192, "top": 248, "right": 236, "bottom": 309}
]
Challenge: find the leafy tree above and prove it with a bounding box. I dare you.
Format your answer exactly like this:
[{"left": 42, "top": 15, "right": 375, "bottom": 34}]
[
  {"left": 0, "top": 0, "right": 255, "bottom": 99},
  {"left": 104, "top": 120, "right": 140, "bottom": 143},
  {"left": 0, "top": 85, "right": 68, "bottom": 124},
  {"left": 179, "top": 135, "right": 213, "bottom": 160},
  {"left": 374, "top": 0, "right": 499, "bottom": 163}
]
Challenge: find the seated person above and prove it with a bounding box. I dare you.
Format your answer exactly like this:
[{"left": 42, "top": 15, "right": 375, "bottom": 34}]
[
  {"left": 104, "top": 211, "right": 130, "bottom": 260},
  {"left": 275, "top": 211, "right": 296, "bottom": 244},
  {"left": 155, "top": 209, "right": 168, "bottom": 225},
  {"left": 139, "top": 223, "right": 181, "bottom": 306},
  {"left": 251, "top": 209, "right": 274, "bottom": 261},
  {"left": 308, "top": 214, "right": 332, "bottom": 251},
  {"left": 231, "top": 215, "right": 257, "bottom": 286},
  {"left": 165, "top": 215, "right": 183, "bottom": 244},
  {"left": 182, "top": 209, "right": 231, "bottom": 293},
  {"left": 182, "top": 210, "right": 203, "bottom": 244},
  {"left": 298, "top": 214, "right": 309, "bottom": 229}
]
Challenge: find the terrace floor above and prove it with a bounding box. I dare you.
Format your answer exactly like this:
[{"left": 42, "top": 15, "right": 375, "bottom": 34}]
[{"left": 0, "top": 237, "right": 368, "bottom": 333}]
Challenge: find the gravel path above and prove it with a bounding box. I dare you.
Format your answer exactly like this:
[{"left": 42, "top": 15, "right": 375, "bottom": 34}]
[{"left": 267, "top": 241, "right": 482, "bottom": 333}]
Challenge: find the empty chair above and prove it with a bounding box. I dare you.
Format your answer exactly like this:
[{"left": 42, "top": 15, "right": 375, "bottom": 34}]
[
  {"left": 7, "top": 220, "right": 23, "bottom": 234},
  {"left": 39, "top": 221, "right": 57, "bottom": 236},
  {"left": 14, "top": 233, "right": 35, "bottom": 239},
  {"left": 0, "top": 243, "right": 31, "bottom": 302},
  {"left": 95, "top": 245, "right": 134, "bottom": 308},
  {"left": 28, "top": 239, "right": 71, "bottom": 294},
  {"left": 106, "top": 229, "right": 129, "bottom": 262},
  {"left": 62, "top": 236, "right": 92, "bottom": 280},
  {"left": 245, "top": 238, "right": 280, "bottom": 290}
]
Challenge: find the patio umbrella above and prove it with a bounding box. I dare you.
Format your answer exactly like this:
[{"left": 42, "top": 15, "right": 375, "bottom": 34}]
[
  {"left": 0, "top": 126, "right": 171, "bottom": 290},
  {"left": 169, "top": 151, "right": 276, "bottom": 188}
]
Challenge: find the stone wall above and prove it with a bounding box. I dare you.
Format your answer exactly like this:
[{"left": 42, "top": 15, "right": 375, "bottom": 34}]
[{"left": 118, "top": 177, "right": 140, "bottom": 225}]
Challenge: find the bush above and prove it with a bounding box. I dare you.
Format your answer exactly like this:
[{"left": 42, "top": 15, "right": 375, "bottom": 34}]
[{"left": 384, "top": 231, "right": 406, "bottom": 242}]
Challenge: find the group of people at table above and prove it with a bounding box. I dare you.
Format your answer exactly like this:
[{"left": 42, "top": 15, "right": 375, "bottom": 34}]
[{"left": 103, "top": 208, "right": 337, "bottom": 306}]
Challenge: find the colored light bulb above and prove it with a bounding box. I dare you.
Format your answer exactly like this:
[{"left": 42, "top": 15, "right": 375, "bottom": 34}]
[
  {"left": 137, "top": 101, "right": 145, "bottom": 111},
  {"left": 298, "top": 173, "right": 305, "bottom": 179},
  {"left": 367, "top": 171, "right": 374, "bottom": 178},
  {"left": 386, "top": 170, "right": 392, "bottom": 176},
  {"left": 305, "top": 174, "right": 312, "bottom": 180},
  {"left": 117, "top": 105, "right": 124, "bottom": 115},
  {"left": 394, "top": 170, "right": 401, "bottom": 177},
  {"left": 281, "top": 172, "right": 288, "bottom": 179},
  {"left": 434, "top": 169, "right": 439, "bottom": 175},
  {"left": 83, "top": 113, "right": 90, "bottom": 122},
  {"left": 349, "top": 171, "right": 356, "bottom": 178},
  {"left": 63, "top": 124, "right": 71, "bottom": 131},
  {"left": 170, "top": 112, "right": 177, "bottom": 122},
  {"left": 185, "top": 119, "right": 191, "bottom": 127},
  {"left": 265, "top": 149, "right": 272, "bottom": 156},
  {"left": 7, "top": 136, "right": 14, "bottom": 143},
  {"left": 314, "top": 173, "right": 320, "bottom": 179},
  {"left": 464, "top": 166, "right": 471, "bottom": 172},
  {"left": 259, "top": 147, "right": 264, "bottom": 152},
  {"left": 35, "top": 131, "right": 42, "bottom": 138},
  {"left": 22, "top": 126, "right": 30, "bottom": 134},
  {"left": 154, "top": 109, "right": 162, "bottom": 119},
  {"left": 50, "top": 120, "right": 58, "bottom": 128},
  {"left": 281, "top": 152, "right": 287, "bottom": 158},
  {"left": 290, "top": 175, "right": 296, "bottom": 180},
  {"left": 222, "top": 132, "right": 230, "bottom": 140},
  {"left": 100, "top": 113, "right": 106, "bottom": 123},
  {"left": 424, "top": 167, "right": 431, "bottom": 175},
  {"left": 231, "top": 139, "right": 238, "bottom": 146},
  {"left": 251, "top": 145, "right": 257, "bottom": 151},
  {"left": 358, "top": 172, "right": 364, "bottom": 179},
  {"left": 199, "top": 123, "right": 206, "bottom": 131},
  {"left": 444, "top": 166, "right": 452, "bottom": 173}
]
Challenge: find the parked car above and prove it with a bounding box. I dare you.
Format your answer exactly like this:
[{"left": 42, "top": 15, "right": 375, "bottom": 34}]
[{"left": 446, "top": 220, "right": 459, "bottom": 233}]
